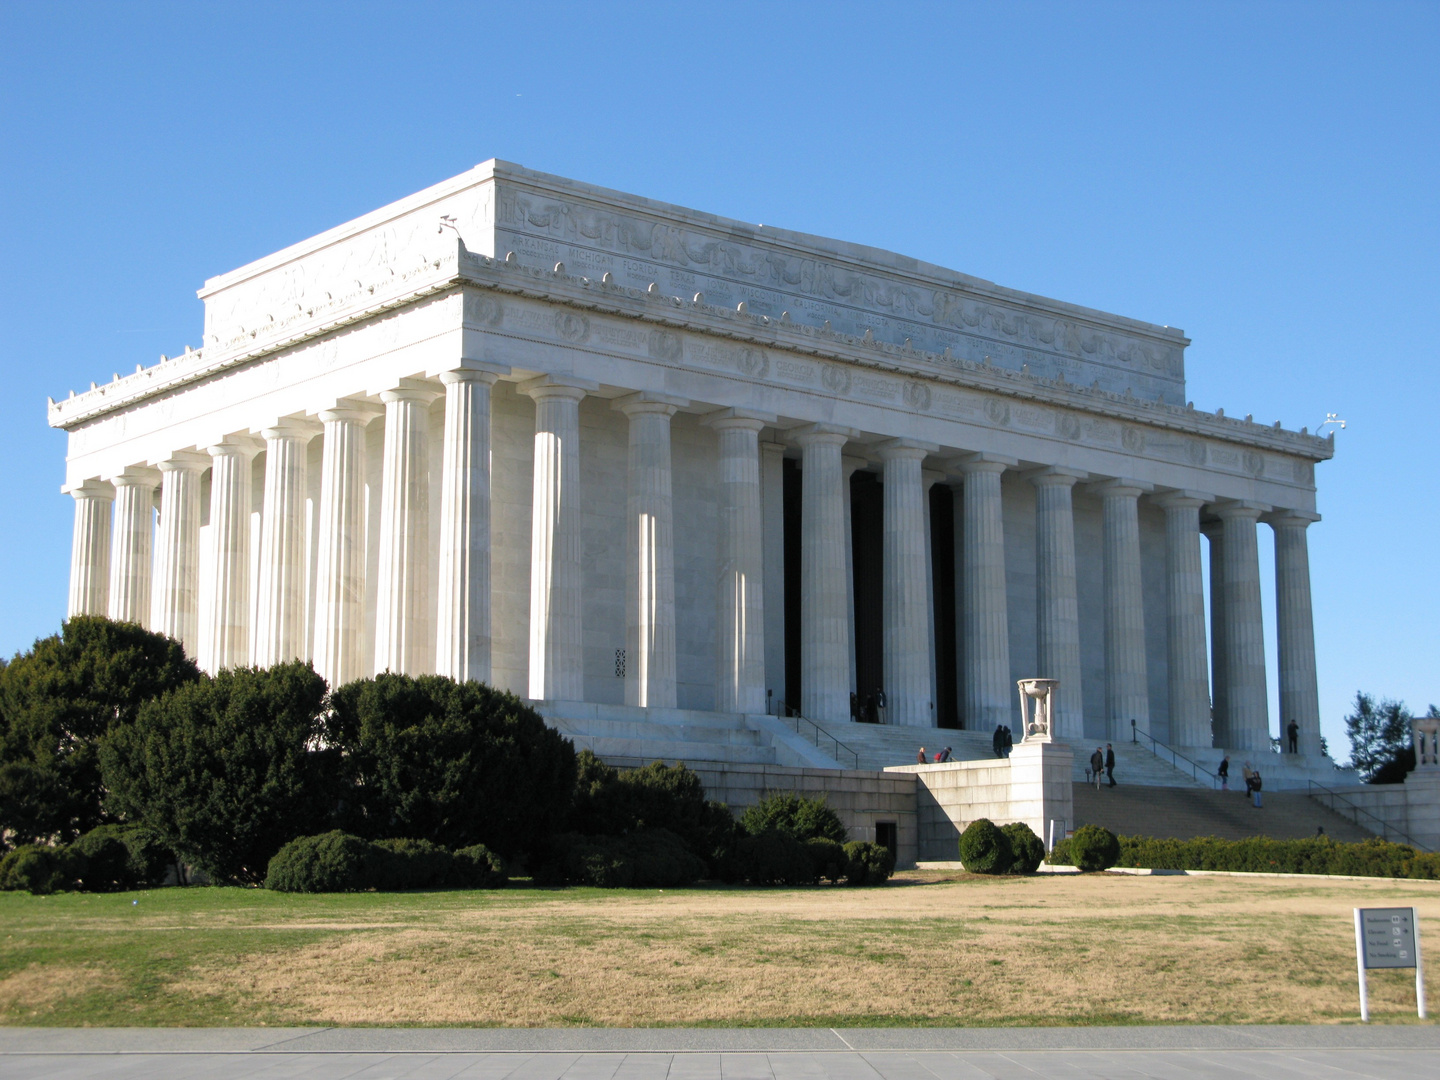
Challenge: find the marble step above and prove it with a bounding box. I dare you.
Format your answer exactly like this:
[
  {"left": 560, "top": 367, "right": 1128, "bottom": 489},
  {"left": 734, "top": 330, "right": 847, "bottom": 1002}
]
[
  {"left": 576, "top": 735, "right": 778, "bottom": 767},
  {"left": 1071, "top": 783, "right": 1376, "bottom": 843}
]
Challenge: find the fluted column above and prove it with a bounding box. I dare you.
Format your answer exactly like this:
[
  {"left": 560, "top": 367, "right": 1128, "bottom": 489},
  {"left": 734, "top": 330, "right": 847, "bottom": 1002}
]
[
  {"left": 879, "top": 440, "right": 935, "bottom": 727},
  {"left": 1155, "top": 493, "right": 1212, "bottom": 748},
  {"left": 707, "top": 411, "right": 769, "bottom": 714},
  {"left": 108, "top": 466, "right": 160, "bottom": 626},
  {"left": 957, "top": 454, "right": 1015, "bottom": 731},
  {"left": 374, "top": 383, "right": 440, "bottom": 676},
  {"left": 204, "top": 436, "right": 262, "bottom": 672},
  {"left": 152, "top": 452, "right": 209, "bottom": 656},
  {"left": 922, "top": 469, "right": 943, "bottom": 726},
  {"left": 1202, "top": 520, "right": 1229, "bottom": 748},
  {"left": 254, "top": 419, "right": 319, "bottom": 668},
  {"left": 523, "top": 377, "right": 590, "bottom": 702},
  {"left": 1271, "top": 511, "right": 1323, "bottom": 757},
  {"left": 615, "top": 392, "right": 685, "bottom": 709},
  {"left": 436, "top": 365, "right": 505, "bottom": 684},
  {"left": 1218, "top": 502, "right": 1270, "bottom": 751},
  {"left": 794, "top": 425, "right": 851, "bottom": 723},
  {"left": 314, "top": 401, "right": 380, "bottom": 688},
  {"left": 67, "top": 479, "right": 114, "bottom": 618},
  {"left": 1096, "top": 480, "right": 1151, "bottom": 740},
  {"left": 841, "top": 455, "right": 867, "bottom": 695},
  {"left": 1031, "top": 467, "right": 1085, "bottom": 740}
]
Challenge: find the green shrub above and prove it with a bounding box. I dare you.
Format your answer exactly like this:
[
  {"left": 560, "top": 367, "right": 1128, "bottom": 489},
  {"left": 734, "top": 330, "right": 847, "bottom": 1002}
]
[
  {"left": 740, "top": 793, "right": 847, "bottom": 844},
  {"left": 0, "top": 844, "right": 81, "bottom": 894},
  {"left": 1001, "top": 822, "right": 1046, "bottom": 875},
  {"left": 532, "top": 829, "right": 703, "bottom": 889},
  {"left": 619, "top": 828, "right": 707, "bottom": 888},
  {"left": 1111, "top": 834, "right": 1440, "bottom": 879},
  {"left": 734, "top": 832, "right": 815, "bottom": 885},
  {"left": 806, "top": 837, "right": 849, "bottom": 883},
  {"left": 372, "top": 838, "right": 456, "bottom": 890},
  {"left": 843, "top": 840, "right": 896, "bottom": 885},
  {"left": 958, "top": 818, "right": 1012, "bottom": 874},
  {"left": 69, "top": 828, "right": 133, "bottom": 891},
  {"left": 453, "top": 844, "right": 507, "bottom": 888},
  {"left": 265, "top": 831, "right": 376, "bottom": 892},
  {"left": 1069, "top": 825, "right": 1120, "bottom": 871}
]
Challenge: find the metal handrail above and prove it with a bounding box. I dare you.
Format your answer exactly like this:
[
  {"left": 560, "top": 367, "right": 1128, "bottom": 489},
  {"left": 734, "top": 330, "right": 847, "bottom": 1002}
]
[
  {"left": 1307, "top": 779, "right": 1425, "bottom": 849},
  {"left": 784, "top": 713, "right": 861, "bottom": 770},
  {"left": 1130, "top": 719, "right": 1222, "bottom": 788}
]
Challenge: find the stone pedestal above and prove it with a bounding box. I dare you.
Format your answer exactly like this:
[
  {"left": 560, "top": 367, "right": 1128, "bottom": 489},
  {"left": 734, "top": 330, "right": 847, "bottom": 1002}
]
[{"left": 1008, "top": 741, "right": 1075, "bottom": 845}]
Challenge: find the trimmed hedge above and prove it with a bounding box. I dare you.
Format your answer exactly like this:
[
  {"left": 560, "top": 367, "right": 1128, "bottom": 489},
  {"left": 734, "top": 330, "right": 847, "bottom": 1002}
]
[
  {"left": 0, "top": 825, "right": 175, "bottom": 894},
  {"left": 842, "top": 840, "right": 896, "bottom": 885},
  {"left": 533, "top": 827, "right": 707, "bottom": 888},
  {"left": 739, "top": 793, "right": 847, "bottom": 844},
  {"left": 1001, "top": 822, "right": 1046, "bottom": 874},
  {"left": 1115, "top": 834, "right": 1440, "bottom": 878},
  {"left": 264, "top": 831, "right": 507, "bottom": 892},
  {"left": 958, "top": 818, "right": 1012, "bottom": 874}
]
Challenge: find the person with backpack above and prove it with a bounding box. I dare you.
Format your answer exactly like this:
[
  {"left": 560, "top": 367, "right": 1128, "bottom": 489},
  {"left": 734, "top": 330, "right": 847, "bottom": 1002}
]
[{"left": 1090, "top": 747, "right": 1105, "bottom": 790}]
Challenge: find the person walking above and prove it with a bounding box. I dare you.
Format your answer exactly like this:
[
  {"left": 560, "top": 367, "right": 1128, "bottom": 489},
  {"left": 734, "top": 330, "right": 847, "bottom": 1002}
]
[
  {"left": 917, "top": 746, "right": 927, "bottom": 765},
  {"left": 1217, "top": 755, "right": 1230, "bottom": 790},
  {"left": 941, "top": 746, "right": 953, "bottom": 762},
  {"left": 1002, "top": 726, "right": 1013, "bottom": 758},
  {"left": 1090, "top": 747, "right": 1105, "bottom": 790},
  {"left": 1242, "top": 762, "right": 1256, "bottom": 799},
  {"left": 1287, "top": 720, "right": 1299, "bottom": 754},
  {"left": 1251, "top": 769, "right": 1264, "bottom": 808},
  {"left": 1105, "top": 743, "right": 1117, "bottom": 788},
  {"left": 993, "top": 724, "right": 1005, "bottom": 759}
]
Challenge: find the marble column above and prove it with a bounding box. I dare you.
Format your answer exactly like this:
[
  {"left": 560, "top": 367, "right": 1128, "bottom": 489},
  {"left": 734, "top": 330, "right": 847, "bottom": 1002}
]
[
  {"left": 1031, "top": 467, "right": 1086, "bottom": 741},
  {"left": 1202, "top": 520, "right": 1229, "bottom": 748},
  {"left": 1096, "top": 480, "right": 1151, "bottom": 740},
  {"left": 922, "top": 469, "right": 943, "bottom": 727},
  {"left": 374, "top": 382, "right": 440, "bottom": 677},
  {"left": 760, "top": 441, "right": 787, "bottom": 710},
  {"left": 879, "top": 439, "right": 935, "bottom": 727},
  {"left": 67, "top": 479, "right": 114, "bottom": 618},
  {"left": 707, "top": 411, "right": 769, "bottom": 715},
  {"left": 522, "top": 377, "right": 590, "bottom": 702},
  {"left": 1154, "top": 493, "right": 1212, "bottom": 748},
  {"left": 254, "top": 419, "right": 319, "bottom": 668},
  {"left": 152, "top": 452, "right": 209, "bottom": 655},
  {"left": 793, "top": 425, "right": 851, "bottom": 724},
  {"left": 1218, "top": 502, "right": 1270, "bottom": 752},
  {"left": 204, "top": 436, "right": 262, "bottom": 672},
  {"left": 1271, "top": 511, "right": 1323, "bottom": 757},
  {"left": 108, "top": 466, "right": 161, "bottom": 626},
  {"left": 313, "top": 401, "right": 380, "bottom": 688},
  {"left": 841, "top": 455, "right": 867, "bottom": 696},
  {"left": 615, "top": 392, "right": 685, "bottom": 710},
  {"left": 957, "top": 454, "right": 1015, "bottom": 732},
  {"left": 436, "top": 365, "right": 505, "bottom": 685}
]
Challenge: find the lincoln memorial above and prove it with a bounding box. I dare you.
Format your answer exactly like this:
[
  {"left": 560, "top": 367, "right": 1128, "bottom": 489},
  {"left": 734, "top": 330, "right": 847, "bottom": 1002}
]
[{"left": 48, "top": 161, "right": 1337, "bottom": 784}]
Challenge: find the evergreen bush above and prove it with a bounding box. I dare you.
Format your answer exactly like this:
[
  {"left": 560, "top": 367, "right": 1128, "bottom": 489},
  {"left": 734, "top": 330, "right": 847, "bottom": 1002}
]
[
  {"left": 1001, "top": 822, "right": 1046, "bottom": 875},
  {"left": 265, "top": 831, "right": 377, "bottom": 892},
  {"left": 739, "top": 792, "right": 847, "bottom": 844},
  {"left": 0, "top": 844, "right": 80, "bottom": 894},
  {"left": 842, "top": 840, "right": 896, "bottom": 885},
  {"left": 958, "top": 818, "right": 1012, "bottom": 874},
  {"left": 1068, "top": 825, "right": 1121, "bottom": 871},
  {"left": 806, "top": 837, "right": 849, "bottom": 883},
  {"left": 734, "top": 832, "right": 815, "bottom": 885}
]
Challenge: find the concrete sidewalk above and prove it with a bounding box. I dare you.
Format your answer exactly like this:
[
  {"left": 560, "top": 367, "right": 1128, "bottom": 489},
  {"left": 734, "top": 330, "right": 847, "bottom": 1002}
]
[{"left": 2, "top": 1025, "right": 1438, "bottom": 1079}]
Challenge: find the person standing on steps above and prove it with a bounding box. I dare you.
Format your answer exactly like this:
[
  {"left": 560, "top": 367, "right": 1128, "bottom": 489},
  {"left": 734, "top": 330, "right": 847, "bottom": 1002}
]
[
  {"left": 1287, "top": 720, "right": 1299, "bottom": 754},
  {"left": 1242, "top": 762, "right": 1256, "bottom": 798},
  {"left": 993, "top": 724, "right": 1005, "bottom": 759},
  {"left": 1218, "top": 755, "right": 1230, "bottom": 790},
  {"left": 1251, "top": 768, "right": 1264, "bottom": 808},
  {"left": 875, "top": 687, "right": 888, "bottom": 726},
  {"left": 1002, "top": 725, "right": 1013, "bottom": 759},
  {"left": 917, "top": 746, "right": 927, "bottom": 765},
  {"left": 1105, "top": 743, "right": 1117, "bottom": 788},
  {"left": 1090, "top": 747, "right": 1105, "bottom": 790}
]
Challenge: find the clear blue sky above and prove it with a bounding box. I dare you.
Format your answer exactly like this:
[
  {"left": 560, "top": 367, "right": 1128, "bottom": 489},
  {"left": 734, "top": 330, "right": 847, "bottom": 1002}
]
[{"left": 2, "top": 2, "right": 1435, "bottom": 761}]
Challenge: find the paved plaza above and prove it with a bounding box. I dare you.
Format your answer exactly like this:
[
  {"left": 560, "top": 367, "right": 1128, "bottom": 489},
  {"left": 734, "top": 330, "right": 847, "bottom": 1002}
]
[{"left": 3, "top": 1026, "right": 1437, "bottom": 1080}]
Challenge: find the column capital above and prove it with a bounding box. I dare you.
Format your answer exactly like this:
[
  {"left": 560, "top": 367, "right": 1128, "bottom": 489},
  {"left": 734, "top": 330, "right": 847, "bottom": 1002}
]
[
  {"left": 1088, "top": 478, "right": 1153, "bottom": 499},
  {"left": 921, "top": 468, "right": 945, "bottom": 491},
  {"left": 1265, "top": 508, "right": 1321, "bottom": 528},
  {"left": 258, "top": 417, "right": 323, "bottom": 441},
  {"left": 156, "top": 451, "right": 211, "bottom": 474},
  {"left": 1214, "top": 499, "right": 1270, "bottom": 522},
  {"left": 702, "top": 407, "right": 776, "bottom": 431},
  {"left": 439, "top": 358, "right": 511, "bottom": 384},
  {"left": 947, "top": 451, "right": 1018, "bottom": 477},
  {"left": 319, "top": 398, "right": 385, "bottom": 424},
  {"left": 760, "top": 440, "right": 787, "bottom": 460},
  {"left": 612, "top": 390, "right": 688, "bottom": 418},
  {"left": 379, "top": 378, "right": 442, "bottom": 407},
  {"left": 110, "top": 465, "right": 162, "bottom": 487},
  {"left": 875, "top": 437, "right": 938, "bottom": 461},
  {"left": 64, "top": 478, "right": 115, "bottom": 499},
  {"left": 519, "top": 374, "right": 599, "bottom": 401},
  {"left": 841, "top": 454, "right": 870, "bottom": 478},
  {"left": 1152, "top": 488, "right": 1214, "bottom": 511},
  {"left": 1028, "top": 465, "right": 1087, "bottom": 488},
  {"left": 788, "top": 423, "right": 857, "bottom": 449},
  {"left": 207, "top": 433, "right": 265, "bottom": 459}
]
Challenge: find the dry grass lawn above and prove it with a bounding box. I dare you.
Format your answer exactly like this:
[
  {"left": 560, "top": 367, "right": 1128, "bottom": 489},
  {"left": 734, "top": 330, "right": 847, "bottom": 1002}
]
[{"left": 2, "top": 870, "right": 1437, "bottom": 1027}]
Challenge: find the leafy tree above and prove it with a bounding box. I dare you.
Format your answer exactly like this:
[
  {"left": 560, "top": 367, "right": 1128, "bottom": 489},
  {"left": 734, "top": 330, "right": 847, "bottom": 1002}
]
[
  {"left": 569, "top": 750, "right": 735, "bottom": 865},
  {"left": 739, "top": 792, "right": 847, "bottom": 844},
  {"left": 1343, "top": 692, "right": 1432, "bottom": 783},
  {"left": 0, "top": 616, "right": 199, "bottom": 846},
  {"left": 99, "top": 663, "right": 335, "bottom": 884},
  {"left": 325, "top": 674, "right": 576, "bottom": 861}
]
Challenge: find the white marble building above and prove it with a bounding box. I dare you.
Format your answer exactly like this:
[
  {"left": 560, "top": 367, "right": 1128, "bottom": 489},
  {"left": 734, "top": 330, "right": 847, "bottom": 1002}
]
[{"left": 49, "top": 160, "right": 1335, "bottom": 768}]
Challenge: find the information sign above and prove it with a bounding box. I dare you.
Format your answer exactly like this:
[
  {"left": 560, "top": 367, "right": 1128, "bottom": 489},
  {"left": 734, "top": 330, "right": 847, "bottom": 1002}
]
[{"left": 1353, "top": 907, "right": 1426, "bottom": 1021}]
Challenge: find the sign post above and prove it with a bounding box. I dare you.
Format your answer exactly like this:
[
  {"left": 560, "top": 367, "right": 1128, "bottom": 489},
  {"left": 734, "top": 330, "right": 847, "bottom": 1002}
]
[{"left": 1354, "top": 907, "right": 1426, "bottom": 1021}]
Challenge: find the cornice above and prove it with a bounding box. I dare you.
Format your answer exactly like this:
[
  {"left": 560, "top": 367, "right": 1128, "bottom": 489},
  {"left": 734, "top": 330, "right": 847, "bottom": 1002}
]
[{"left": 48, "top": 242, "right": 1336, "bottom": 466}]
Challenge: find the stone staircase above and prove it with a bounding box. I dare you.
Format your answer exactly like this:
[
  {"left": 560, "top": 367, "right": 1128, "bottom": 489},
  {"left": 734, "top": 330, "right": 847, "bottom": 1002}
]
[
  {"left": 806, "top": 718, "right": 995, "bottom": 772},
  {"left": 1071, "top": 783, "right": 1376, "bottom": 842},
  {"left": 1070, "top": 740, "right": 1210, "bottom": 789}
]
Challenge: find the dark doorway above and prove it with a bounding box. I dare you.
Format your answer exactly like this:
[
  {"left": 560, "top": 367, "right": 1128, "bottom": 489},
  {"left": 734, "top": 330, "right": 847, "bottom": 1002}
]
[
  {"left": 850, "top": 470, "right": 883, "bottom": 714},
  {"left": 783, "top": 457, "right": 802, "bottom": 715},
  {"left": 875, "top": 821, "right": 898, "bottom": 853},
  {"left": 931, "top": 483, "right": 959, "bottom": 728}
]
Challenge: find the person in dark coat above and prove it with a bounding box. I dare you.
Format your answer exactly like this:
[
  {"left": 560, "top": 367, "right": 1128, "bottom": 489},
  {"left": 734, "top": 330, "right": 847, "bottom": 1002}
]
[
  {"left": 1090, "top": 747, "right": 1105, "bottom": 789},
  {"left": 1251, "top": 769, "right": 1263, "bottom": 808},
  {"left": 1218, "top": 755, "right": 1230, "bottom": 790},
  {"left": 1002, "top": 726, "right": 1013, "bottom": 758},
  {"left": 993, "top": 724, "right": 1005, "bottom": 758},
  {"left": 875, "top": 688, "right": 888, "bottom": 725},
  {"left": 1105, "top": 743, "right": 1117, "bottom": 788},
  {"left": 1287, "top": 720, "right": 1299, "bottom": 754}
]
